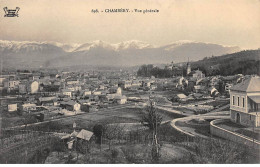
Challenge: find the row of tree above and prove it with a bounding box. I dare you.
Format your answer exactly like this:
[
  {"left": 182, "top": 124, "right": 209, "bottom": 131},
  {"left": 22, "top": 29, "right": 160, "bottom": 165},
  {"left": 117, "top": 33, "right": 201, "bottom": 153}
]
[{"left": 137, "top": 65, "right": 185, "bottom": 78}]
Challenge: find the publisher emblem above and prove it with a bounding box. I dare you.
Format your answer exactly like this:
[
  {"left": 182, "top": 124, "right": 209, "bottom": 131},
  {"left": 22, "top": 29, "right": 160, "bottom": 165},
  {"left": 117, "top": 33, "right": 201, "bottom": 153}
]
[{"left": 3, "top": 7, "right": 20, "bottom": 17}]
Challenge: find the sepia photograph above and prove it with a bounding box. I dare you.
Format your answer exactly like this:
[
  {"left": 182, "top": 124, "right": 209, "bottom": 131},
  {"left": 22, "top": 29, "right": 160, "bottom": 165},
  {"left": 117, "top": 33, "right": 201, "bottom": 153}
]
[{"left": 0, "top": 0, "right": 259, "bottom": 164}]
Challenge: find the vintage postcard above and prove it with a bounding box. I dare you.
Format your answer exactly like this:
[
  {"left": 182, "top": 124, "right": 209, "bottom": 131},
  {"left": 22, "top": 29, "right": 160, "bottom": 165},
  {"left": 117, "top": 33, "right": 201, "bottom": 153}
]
[{"left": 0, "top": 0, "right": 259, "bottom": 164}]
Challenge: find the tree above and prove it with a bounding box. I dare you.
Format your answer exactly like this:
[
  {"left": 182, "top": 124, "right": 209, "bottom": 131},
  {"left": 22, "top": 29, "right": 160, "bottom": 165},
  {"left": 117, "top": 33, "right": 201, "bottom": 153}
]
[
  {"left": 103, "top": 123, "right": 125, "bottom": 150},
  {"left": 52, "top": 138, "right": 66, "bottom": 157},
  {"left": 141, "top": 100, "right": 162, "bottom": 162},
  {"left": 93, "top": 124, "right": 104, "bottom": 145},
  {"left": 141, "top": 101, "right": 162, "bottom": 131}
]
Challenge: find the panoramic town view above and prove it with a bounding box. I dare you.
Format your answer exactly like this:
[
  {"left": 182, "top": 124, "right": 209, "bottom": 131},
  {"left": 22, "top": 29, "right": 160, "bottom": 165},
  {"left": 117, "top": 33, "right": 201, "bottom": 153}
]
[{"left": 0, "top": 0, "right": 259, "bottom": 164}]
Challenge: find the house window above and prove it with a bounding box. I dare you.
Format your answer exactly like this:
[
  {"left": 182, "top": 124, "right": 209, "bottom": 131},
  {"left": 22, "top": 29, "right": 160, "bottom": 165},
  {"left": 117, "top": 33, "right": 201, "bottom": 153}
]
[
  {"left": 238, "top": 97, "right": 240, "bottom": 106},
  {"left": 242, "top": 98, "right": 245, "bottom": 108},
  {"left": 233, "top": 96, "right": 235, "bottom": 105}
]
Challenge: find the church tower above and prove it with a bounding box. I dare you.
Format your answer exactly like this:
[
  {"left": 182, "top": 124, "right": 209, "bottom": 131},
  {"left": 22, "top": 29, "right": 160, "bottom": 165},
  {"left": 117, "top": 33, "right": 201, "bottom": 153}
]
[
  {"left": 186, "top": 58, "right": 191, "bottom": 75},
  {"left": 116, "top": 87, "right": 122, "bottom": 95}
]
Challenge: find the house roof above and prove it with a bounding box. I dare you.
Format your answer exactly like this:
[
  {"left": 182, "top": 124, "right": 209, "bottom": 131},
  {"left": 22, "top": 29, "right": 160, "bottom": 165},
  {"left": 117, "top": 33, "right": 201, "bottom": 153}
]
[
  {"left": 76, "top": 129, "right": 93, "bottom": 141},
  {"left": 193, "top": 93, "right": 203, "bottom": 98},
  {"left": 70, "top": 131, "right": 78, "bottom": 137},
  {"left": 61, "top": 134, "right": 71, "bottom": 140},
  {"left": 60, "top": 101, "right": 79, "bottom": 106},
  {"left": 115, "top": 95, "right": 127, "bottom": 100},
  {"left": 22, "top": 103, "right": 36, "bottom": 107},
  {"left": 62, "top": 89, "right": 72, "bottom": 92},
  {"left": 196, "top": 78, "right": 208, "bottom": 85},
  {"left": 248, "top": 96, "right": 260, "bottom": 104},
  {"left": 39, "top": 96, "right": 57, "bottom": 102},
  {"left": 221, "top": 75, "right": 243, "bottom": 81},
  {"left": 177, "top": 94, "right": 187, "bottom": 99},
  {"left": 230, "top": 76, "right": 260, "bottom": 92}
]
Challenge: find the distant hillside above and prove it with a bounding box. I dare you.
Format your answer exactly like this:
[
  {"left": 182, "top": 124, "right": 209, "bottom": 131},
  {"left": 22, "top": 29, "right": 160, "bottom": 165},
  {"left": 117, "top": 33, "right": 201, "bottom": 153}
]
[{"left": 190, "top": 49, "right": 260, "bottom": 76}]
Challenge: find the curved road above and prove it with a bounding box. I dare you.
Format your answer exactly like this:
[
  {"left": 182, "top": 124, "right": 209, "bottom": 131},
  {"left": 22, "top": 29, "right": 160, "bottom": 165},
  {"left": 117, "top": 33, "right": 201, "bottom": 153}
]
[
  {"left": 156, "top": 103, "right": 230, "bottom": 138},
  {"left": 170, "top": 112, "right": 229, "bottom": 138}
]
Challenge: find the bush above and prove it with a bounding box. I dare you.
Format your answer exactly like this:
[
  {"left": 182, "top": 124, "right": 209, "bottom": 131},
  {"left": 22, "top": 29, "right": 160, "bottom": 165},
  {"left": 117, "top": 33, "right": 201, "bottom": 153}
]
[
  {"left": 93, "top": 124, "right": 104, "bottom": 144},
  {"left": 110, "top": 149, "right": 119, "bottom": 163},
  {"left": 188, "top": 137, "right": 251, "bottom": 163}
]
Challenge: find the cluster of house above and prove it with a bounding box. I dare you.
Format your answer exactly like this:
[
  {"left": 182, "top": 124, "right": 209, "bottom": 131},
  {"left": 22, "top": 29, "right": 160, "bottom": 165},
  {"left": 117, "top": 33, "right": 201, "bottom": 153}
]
[
  {"left": 173, "top": 62, "right": 251, "bottom": 100},
  {"left": 154, "top": 60, "right": 258, "bottom": 104},
  {"left": 165, "top": 61, "right": 260, "bottom": 128},
  {"left": 0, "top": 70, "right": 165, "bottom": 116},
  {"left": 1, "top": 66, "right": 259, "bottom": 125},
  {"left": 0, "top": 71, "right": 125, "bottom": 114}
]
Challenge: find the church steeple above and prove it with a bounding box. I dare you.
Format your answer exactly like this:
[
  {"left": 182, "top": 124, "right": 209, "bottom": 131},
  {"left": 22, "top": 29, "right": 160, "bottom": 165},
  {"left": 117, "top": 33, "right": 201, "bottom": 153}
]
[{"left": 186, "top": 58, "right": 191, "bottom": 75}]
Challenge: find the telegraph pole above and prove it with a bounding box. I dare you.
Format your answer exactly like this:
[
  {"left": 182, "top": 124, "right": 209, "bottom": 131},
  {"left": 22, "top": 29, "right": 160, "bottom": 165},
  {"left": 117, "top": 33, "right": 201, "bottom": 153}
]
[{"left": 0, "top": 55, "right": 2, "bottom": 76}]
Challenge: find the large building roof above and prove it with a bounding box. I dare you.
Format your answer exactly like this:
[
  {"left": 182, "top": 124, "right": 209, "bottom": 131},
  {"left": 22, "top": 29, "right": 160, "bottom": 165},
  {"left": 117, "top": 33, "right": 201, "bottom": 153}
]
[{"left": 230, "top": 76, "right": 260, "bottom": 92}]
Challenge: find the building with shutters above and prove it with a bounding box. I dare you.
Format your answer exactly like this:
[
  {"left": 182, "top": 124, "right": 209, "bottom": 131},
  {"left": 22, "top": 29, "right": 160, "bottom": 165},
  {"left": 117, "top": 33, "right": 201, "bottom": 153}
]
[{"left": 229, "top": 76, "right": 260, "bottom": 127}]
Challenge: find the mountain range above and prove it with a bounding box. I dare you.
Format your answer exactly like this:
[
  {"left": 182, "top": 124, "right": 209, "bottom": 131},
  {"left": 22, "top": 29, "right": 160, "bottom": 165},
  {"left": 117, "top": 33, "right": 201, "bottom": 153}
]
[{"left": 0, "top": 40, "right": 240, "bottom": 68}]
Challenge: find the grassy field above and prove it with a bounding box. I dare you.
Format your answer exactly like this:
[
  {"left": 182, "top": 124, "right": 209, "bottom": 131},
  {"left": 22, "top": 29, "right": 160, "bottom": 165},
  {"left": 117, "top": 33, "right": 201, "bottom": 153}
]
[
  {"left": 22, "top": 106, "right": 179, "bottom": 133},
  {"left": 172, "top": 106, "right": 195, "bottom": 115},
  {"left": 205, "top": 99, "right": 229, "bottom": 107},
  {"left": 175, "top": 119, "right": 211, "bottom": 137}
]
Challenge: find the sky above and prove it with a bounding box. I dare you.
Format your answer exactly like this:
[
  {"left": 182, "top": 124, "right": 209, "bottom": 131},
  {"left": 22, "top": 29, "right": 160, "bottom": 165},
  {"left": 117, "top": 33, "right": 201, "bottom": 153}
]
[{"left": 0, "top": 0, "right": 259, "bottom": 49}]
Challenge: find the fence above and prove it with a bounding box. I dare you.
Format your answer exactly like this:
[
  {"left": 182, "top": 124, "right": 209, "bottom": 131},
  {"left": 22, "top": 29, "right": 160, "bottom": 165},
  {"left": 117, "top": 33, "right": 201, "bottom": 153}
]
[
  {"left": 99, "top": 129, "right": 194, "bottom": 146},
  {"left": 0, "top": 130, "right": 56, "bottom": 163}
]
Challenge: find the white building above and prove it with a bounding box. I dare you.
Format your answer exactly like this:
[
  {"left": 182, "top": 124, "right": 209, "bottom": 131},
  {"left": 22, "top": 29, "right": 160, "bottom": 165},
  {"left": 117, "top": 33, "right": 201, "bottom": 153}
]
[
  {"left": 29, "top": 81, "right": 39, "bottom": 94},
  {"left": 93, "top": 90, "right": 102, "bottom": 95},
  {"left": 192, "top": 70, "right": 205, "bottom": 80},
  {"left": 0, "top": 77, "right": 7, "bottom": 86},
  {"left": 84, "top": 90, "right": 92, "bottom": 96},
  {"left": 4, "top": 80, "right": 20, "bottom": 92},
  {"left": 67, "top": 80, "right": 79, "bottom": 85},
  {"left": 60, "top": 101, "right": 81, "bottom": 112},
  {"left": 116, "top": 87, "right": 122, "bottom": 95},
  {"left": 62, "top": 89, "right": 72, "bottom": 97},
  {"left": 8, "top": 104, "right": 17, "bottom": 112},
  {"left": 115, "top": 95, "right": 127, "bottom": 104},
  {"left": 22, "top": 103, "right": 37, "bottom": 112},
  {"left": 230, "top": 76, "right": 260, "bottom": 127}
]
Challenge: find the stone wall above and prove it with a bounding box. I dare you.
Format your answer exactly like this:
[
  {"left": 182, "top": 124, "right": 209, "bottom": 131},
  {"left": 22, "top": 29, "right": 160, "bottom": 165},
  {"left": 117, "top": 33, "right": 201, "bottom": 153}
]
[
  {"left": 230, "top": 110, "right": 259, "bottom": 127},
  {"left": 231, "top": 110, "right": 249, "bottom": 126},
  {"left": 210, "top": 119, "right": 260, "bottom": 149},
  {"left": 0, "top": 116, "right": 2, "bottom": 137}
]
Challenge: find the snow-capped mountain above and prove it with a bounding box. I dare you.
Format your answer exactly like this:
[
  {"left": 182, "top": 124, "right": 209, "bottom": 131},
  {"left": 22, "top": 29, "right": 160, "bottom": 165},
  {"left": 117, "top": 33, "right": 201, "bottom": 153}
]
[
  {"left": 74, "top": 40, "right": 116, "bottom": 52},
  {"left": 72, "top": 40, "right": 154, "bottom": 52},
  {"left": 115, "top": 40, "right": 154, "bottom": 50},
  {"left": 0, "top": 40, "right": 80, "bottom": 53},
  {"left": 0, "top": 40, "right": 240, "bottom": 68}
]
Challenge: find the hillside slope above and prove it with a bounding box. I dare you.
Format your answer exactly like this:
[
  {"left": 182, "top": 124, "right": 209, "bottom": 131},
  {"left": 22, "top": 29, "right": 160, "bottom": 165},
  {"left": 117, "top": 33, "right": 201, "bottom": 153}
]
[{"left": 191, "top": 49, "right": 260, "bottom": 76}]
